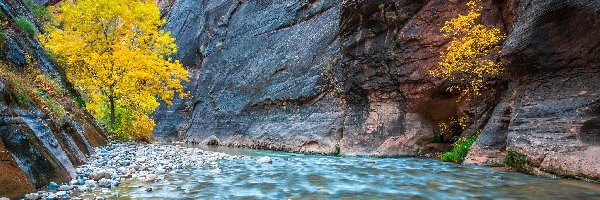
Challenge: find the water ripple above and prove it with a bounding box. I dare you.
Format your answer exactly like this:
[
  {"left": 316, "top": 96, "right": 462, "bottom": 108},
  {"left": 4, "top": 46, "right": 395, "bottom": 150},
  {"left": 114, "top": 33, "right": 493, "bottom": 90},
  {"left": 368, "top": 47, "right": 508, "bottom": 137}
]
[{"left": 111, "top": 145, "right": 600, "bottom": 199}]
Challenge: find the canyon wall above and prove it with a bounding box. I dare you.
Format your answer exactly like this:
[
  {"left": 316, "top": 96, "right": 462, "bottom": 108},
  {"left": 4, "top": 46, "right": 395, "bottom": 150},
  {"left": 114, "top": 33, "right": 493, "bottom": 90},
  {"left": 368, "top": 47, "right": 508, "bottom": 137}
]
[
  {"left": 154, "top": 0, "right": 505, "bottom": 155},
  {"left": 0, "top": 0, "right": 107, "bottom": 198},
  {"left": 153, "top": 0, "right": 347, "bottom": 153},
  {"left": 465, "top": 0, "right": 600, "bottom": 179},
  {"left": 154, "top": 0, "right": 600, "bottom": 179},
  {"left": 1, "top": 0, "right": 597, "bottom": 198}
]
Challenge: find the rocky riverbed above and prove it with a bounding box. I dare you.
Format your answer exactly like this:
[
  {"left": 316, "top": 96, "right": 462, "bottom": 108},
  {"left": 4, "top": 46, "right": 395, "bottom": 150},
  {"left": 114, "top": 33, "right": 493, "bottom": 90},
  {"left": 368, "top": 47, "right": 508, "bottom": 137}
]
[
  {"left": 21, "top": 143, "right": 239, "bottom": 200},
  {"left": 11, "top": 143, "right": 600, "bottom": 199}
]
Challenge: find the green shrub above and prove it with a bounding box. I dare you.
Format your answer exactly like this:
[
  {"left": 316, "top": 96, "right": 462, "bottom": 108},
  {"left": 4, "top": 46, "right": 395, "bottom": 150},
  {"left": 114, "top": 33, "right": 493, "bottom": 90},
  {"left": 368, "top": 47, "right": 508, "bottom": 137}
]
[
  {"left": 15, "top": 17, "right": 36, "bottom": 35},
  {"left": 0, "top": 10, "right": 6, "bottom": 21},
  {"left": 440, "top": 134, "right": 478, "bottom": 163},
  {"left": 433, "top": 130, "right": 444, "bottom": 143},
  {"left": 74, "top": 95, "right": 86, "bottom": 108},
  {"left": 24, "top": 0, "right": 51, "bottom": 23},
  {"left": 504, "top": 149, "right": 530, "bottom": 172},
  {"left": 0, "top": 32, "right": 6, "bottom": 46},
  {"left": 39, "top": 92, "right": 66, "bottom": 123}
]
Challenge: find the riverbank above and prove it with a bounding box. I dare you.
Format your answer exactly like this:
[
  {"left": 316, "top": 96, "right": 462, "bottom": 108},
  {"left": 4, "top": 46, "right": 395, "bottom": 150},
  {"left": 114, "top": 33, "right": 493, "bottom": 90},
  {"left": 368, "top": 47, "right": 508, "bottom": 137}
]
[{"left": 21, "top": 143, "right": 239, "bottom": 199}]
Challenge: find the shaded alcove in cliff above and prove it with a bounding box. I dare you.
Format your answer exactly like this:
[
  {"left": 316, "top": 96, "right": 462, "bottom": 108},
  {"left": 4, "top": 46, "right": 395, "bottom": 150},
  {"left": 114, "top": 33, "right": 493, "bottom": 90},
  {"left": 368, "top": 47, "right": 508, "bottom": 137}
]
[{"left": 412, "top": 93, "right": 460, "bottom": 143}]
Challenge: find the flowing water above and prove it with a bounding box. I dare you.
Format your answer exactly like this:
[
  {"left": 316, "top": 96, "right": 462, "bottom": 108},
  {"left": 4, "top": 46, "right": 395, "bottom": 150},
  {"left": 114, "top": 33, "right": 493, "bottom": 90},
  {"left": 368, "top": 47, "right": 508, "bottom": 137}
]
[{"left": 110, "top": 144, "right": 600, "bottom": 199}]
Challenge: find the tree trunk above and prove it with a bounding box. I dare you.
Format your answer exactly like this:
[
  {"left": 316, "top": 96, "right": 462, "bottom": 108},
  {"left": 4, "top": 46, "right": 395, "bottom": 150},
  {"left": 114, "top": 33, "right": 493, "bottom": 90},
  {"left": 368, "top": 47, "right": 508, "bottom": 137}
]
[
  {"left": 109, "top": 95, "right": 115, "bottom": 129},
  {"left": 472, "top": 89, "right": 479, "bottom": 133},
  {"left": 474, "top": 97, "right": 478, "bottom": 130},
  {"left": 471, "top": 85, "right": 478, "bottom": 132}
]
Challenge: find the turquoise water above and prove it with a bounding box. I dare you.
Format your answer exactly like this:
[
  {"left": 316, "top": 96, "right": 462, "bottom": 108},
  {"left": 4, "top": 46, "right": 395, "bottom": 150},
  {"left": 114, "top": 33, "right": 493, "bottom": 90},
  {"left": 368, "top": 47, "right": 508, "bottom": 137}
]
[{"left": 111, "top": 144, "right": 600, "bottom": 199}]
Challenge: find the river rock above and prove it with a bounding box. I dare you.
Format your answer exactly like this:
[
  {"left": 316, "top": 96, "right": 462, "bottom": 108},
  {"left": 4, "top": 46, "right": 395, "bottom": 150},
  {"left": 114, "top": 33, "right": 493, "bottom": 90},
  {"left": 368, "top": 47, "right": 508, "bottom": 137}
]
[
  {"left": 137, "top": 157, "right": 147, "bottom": 162},
  {"left": 97, "top": 178, "right": 109, "bottom": 188},
  {"left": 90, "top": 170, "right": 107, "bottom": 181},
  {"left": 69, "top": 179, "right": 79, "bottom": 186},
  {"left": 144, "top": 175, "right": 157, "bottom": 183},
  {"left": 58, "top": 185, "right": 74, "bottom": 191},
  {"left": 46, "top": 193, "right": 57, "bottom": 200},
  {"left": 84, "top": 180, "right": 96, "bottom": 186},
  {"left": 47, "top": 182, "right": 59, "bottom": 191},
  {"left": 77, "top": 185, "right": 90, "bottom": 192},
  {"left": 55, "top": 191, "right": 69, "bottom": 199},
  {"left": 24, "top": 193, "right": 39, "bottom": 200},
  {"left": 120, "top": 174, "right": 133, "bottom": 179},
  {"left": 256, "top": 156, "right": 273, "bottom": 164},
  {"left": 98, "top": 178, "right": 114, "bottom": 188},
  {"left": 131, "top": 165, "right": 141, "bottom": 171}
]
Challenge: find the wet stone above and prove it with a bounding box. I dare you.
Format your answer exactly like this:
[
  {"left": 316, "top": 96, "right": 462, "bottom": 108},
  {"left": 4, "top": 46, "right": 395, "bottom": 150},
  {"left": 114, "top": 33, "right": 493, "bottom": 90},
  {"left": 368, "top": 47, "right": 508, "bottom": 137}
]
[
  {"left": 26, "top": 142, "right": 236, "bottom": 199},
  {"left": 57, "top": 185, "right": 73, "bottom": 191},
  {"left": 47, "top": 182, "right": 59, "bottom": 191}
]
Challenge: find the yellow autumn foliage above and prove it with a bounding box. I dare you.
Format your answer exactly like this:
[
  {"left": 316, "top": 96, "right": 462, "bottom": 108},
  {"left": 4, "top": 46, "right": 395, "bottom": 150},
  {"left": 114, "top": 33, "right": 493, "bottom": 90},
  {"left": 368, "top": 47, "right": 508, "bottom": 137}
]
[
  {"left": 41, "top": 0, "right": 189, "bottom": 142},
  {"left": 429, "top": 0, "right": 505, "bottom": 98}
]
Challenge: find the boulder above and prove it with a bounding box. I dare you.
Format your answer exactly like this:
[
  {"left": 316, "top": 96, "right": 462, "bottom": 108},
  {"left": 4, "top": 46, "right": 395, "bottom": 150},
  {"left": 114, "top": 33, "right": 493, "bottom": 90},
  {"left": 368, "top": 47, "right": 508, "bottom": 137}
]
[
  {"left": 97, "top": 178, "right": 112, "bottom": 188},
  {"left": 57, "top": 185, "right": 73, "bottom": 191}
]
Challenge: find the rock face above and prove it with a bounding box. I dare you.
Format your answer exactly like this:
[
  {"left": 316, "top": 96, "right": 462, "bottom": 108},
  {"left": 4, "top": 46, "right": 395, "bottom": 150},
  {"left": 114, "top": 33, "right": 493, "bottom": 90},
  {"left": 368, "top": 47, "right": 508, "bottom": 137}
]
[
  {"left": 335, "top": 0, "right": 505, "bottom": 155},
  {"left": 155, "top": 0, "right": 505, "bottom": 155},
  {"left": 155, "top": 0, "right": 600, "bottom": 179},
  {"left": 0, "top": 0, "right": 107, "bottom": 198},
  {"left": 467, "top": 0, "right": 600, "bottom": 179},
  {"left": 154, "top": 0, "right": 345, "bottom": 153}
]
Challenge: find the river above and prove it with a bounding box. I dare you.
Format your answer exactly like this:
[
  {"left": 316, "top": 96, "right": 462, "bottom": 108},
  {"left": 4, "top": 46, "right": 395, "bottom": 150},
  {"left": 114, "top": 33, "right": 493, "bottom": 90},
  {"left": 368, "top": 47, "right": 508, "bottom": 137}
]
[{"left": 101, "top": 144, "right": 600, "bottom": 199}]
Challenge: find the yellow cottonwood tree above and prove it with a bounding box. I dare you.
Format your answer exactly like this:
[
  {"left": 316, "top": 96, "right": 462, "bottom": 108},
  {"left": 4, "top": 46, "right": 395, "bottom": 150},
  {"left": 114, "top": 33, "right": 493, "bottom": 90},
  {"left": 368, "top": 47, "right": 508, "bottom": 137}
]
[
  {"left": 429, "top": 0, "right": 505, "bottom": 98},
  {"left": 41, "top": 0, "right": 188, "bottom": 141}
]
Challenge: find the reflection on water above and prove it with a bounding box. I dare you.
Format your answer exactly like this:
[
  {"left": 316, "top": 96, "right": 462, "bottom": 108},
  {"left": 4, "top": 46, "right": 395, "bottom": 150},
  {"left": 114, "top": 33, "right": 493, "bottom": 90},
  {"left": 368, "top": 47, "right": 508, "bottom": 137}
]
[{"left": 110, "top": 144, "right": 600, "bottom": 199}]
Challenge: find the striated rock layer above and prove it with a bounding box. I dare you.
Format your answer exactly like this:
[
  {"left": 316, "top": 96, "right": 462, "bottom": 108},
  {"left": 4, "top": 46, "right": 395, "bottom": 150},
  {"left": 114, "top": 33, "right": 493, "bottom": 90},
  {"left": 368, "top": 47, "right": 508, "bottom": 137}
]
[
  {"left": 0, "top": 0, "right": 107, "bottom": 198},
  {"left": 154, "top": 0, "right": 600, "bottom": 179}
]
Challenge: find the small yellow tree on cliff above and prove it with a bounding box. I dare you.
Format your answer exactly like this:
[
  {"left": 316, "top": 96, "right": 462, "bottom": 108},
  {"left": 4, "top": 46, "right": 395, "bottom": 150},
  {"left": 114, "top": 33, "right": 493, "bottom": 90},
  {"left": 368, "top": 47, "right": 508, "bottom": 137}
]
[
  {"left": 429, "top": 0, "right": 505, "bottom": 98},
  {"left": 41, "top": 0, "right": 189, "bottom": 141}
]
